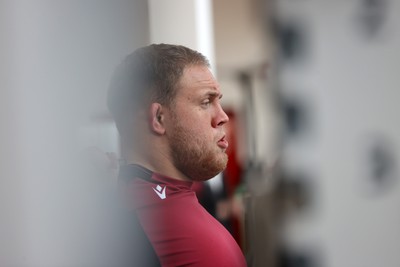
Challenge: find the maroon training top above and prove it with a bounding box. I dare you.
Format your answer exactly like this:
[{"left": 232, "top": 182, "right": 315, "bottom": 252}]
[{"left": 120, "top": 164, "right": 247, "bottom": 267}]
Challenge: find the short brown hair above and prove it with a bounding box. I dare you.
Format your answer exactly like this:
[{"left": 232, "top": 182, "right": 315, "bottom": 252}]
[{"left": 107, "top": 44, "right": 209, "bottom": 131}]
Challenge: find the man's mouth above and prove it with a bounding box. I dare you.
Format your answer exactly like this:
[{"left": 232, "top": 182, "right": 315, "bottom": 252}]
[{"left": 217, "top": 136, "right": 229, "bottom": 149}]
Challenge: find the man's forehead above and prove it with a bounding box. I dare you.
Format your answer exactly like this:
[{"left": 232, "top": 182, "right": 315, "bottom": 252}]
[
  {"left": 182, "top": 65, "right": 214, "bottom": 78},
  {"left": 187, "top": 83, "right": 222, "bottom": 99},
  {"left": 180, "top": 66, "right": 220, "bottom": 90}
]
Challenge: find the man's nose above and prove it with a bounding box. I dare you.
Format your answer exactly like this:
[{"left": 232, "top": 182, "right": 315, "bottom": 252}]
[{"left": 213, "top": 104, "right": 229, "bottom": 127}]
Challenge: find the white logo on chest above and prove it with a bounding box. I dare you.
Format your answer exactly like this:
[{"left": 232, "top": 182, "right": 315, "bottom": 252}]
[{"left": 153, "top": 185, "right": 166, "bottom": 199}]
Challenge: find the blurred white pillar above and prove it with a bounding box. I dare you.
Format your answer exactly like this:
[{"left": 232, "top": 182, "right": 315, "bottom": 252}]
[
  {"left": 148, "top": 0, "right": 216, "bottom": 72},
  {"left": 0, "top": 2, "right": 25, "bottom": 265},
  {"left": 2, "top": 0, "right": 149, "bottom": 266}
]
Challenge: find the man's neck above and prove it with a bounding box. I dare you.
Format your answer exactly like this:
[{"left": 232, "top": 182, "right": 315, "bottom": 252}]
[{"left": 123, "top": 152, "right": 191, "bottom": 182}]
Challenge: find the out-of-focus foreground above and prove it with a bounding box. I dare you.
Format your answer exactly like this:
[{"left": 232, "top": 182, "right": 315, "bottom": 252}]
[{"left": 1, "top": 0, "right": 400, "bottom": 267}]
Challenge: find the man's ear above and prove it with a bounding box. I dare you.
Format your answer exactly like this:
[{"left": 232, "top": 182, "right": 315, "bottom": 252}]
[{"left": 149, "top": 103, "right": 166, "bottom": 135}]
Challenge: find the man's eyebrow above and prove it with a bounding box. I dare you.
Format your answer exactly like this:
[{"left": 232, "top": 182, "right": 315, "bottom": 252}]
[{"left": 204, "top": 91, "right": 223, "bottom": 99}]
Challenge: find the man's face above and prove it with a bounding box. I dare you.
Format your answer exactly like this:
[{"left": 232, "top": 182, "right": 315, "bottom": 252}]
[{"left": 165, "top": 65, "right": 229, "bottom": 181}]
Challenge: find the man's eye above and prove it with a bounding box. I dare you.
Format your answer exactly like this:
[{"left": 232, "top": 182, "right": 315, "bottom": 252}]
[{"left": 201, "top": 100, "right": 211, "bottom": 107}]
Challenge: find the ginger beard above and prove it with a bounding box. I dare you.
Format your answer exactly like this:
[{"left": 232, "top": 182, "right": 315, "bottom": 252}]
[{"left": 168, "top": 114, "right": 228, "bottom": 182}]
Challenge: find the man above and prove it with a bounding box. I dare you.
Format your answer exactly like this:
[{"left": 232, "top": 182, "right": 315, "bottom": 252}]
[{"left": 107, "top": 44, "right": 247, "bottom": 266}]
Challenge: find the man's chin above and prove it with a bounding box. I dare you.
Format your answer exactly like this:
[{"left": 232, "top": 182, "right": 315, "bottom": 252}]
[{"left": 198, "top": 158, "right": 228, "bottom": 181}]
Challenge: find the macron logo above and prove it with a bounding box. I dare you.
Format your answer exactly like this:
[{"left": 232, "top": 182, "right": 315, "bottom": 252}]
[{"left": 153, "top": 185, "right": 167, "bottom": 200}]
